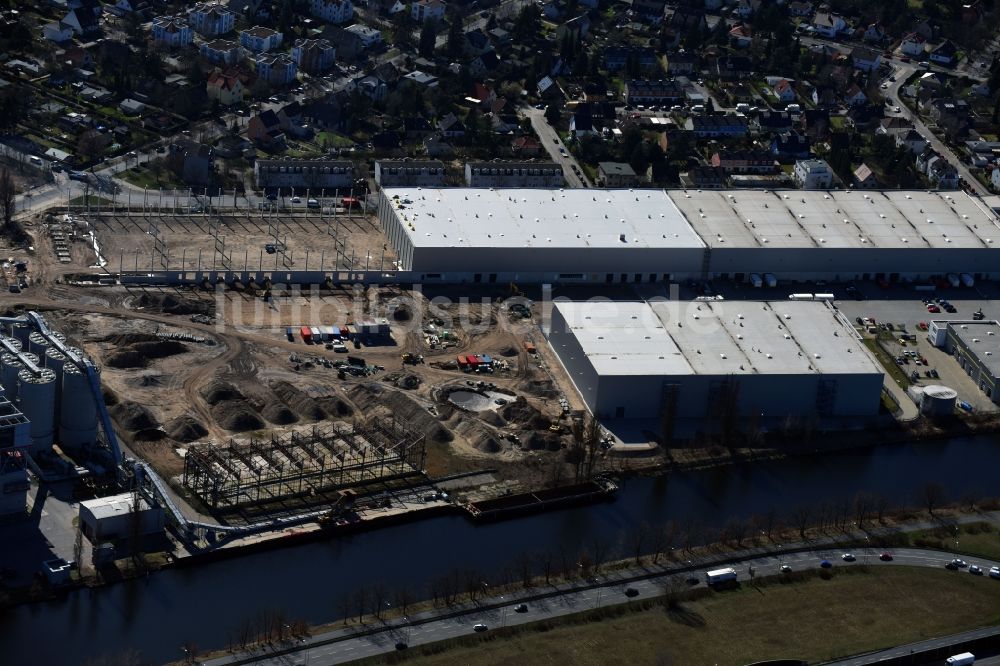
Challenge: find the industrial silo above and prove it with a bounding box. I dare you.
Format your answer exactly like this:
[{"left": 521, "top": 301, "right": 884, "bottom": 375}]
[
  {"left": 1, "top": 352, "right": 38, "bottom": 402},
  {"left": 1, "top": 336, "right": 23, "bottom": 352},
  {"left": 45, "top": 348, "right": 67, "bottom": 425},
  {"left": 28, "top": 331, "right": 65, "bottom": 357},
  {"left": 9, "top": 322, "right": 30, "bottom": 346},
  {"left": 18, "top": 367, "right": 57, "bottom": 453},
  {"left": 920, "top": 385, "right": 958, "bottom": 417},
  {"left": 59, "top": 363, "right": 98, "bottom": 452}
]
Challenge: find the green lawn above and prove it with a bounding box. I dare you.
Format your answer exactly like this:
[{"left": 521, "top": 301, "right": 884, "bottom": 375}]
[
  {"left": 863, "top": 338, "right": 911, "bottom": 389},
  {"left": 315, "top": 131, "right": 354, "bottom": 149},
  {"left": 376, "top": 567, "right": 1000, "bottom": 666},
  {"left": 910, "top": 522, "right": 1000, "bottom": 561},
  {"left": 118, "top": 163, "right": 186, "bottom": 190}
]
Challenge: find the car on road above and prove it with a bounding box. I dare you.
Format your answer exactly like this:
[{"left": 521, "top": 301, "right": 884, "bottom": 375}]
[
  {"left": 989, "top": 566, "right": 1000, "bottom": 579},
  {"left": 927, "top": 304, "right": 940, "bottom": 313},
  {"left": 780, "top": 564, "right": 792, "bottom": 573},
  {"left": 880, "top": 552, "right": 893, "bottom": 561},
  {"left": 951, "top": 558, "right": 968, "bottom": 568},
  {"left": 514, "top": 603, "right": 528, "bottom": 613},
  {"left": 552, "top": 138, "right": 559, "bottom": 144},
  {"left": 820, "top": 559, "right": 833, "bottom": 568},
  {"left": 473, "top": 623, "right": 488, "bottom": 632},
  {"left": 880, "top": 82, "right": 889, "bottom": 89},
  {"left": 307, "top": 198, "right": 319, "bottom": 208},
  {"left": 559, "top": 147, "right": 566, "bottom": 155},
  {"left": 970, "top": 565, "right": 983, "bottom": 575},
  {"left": 395, "top": 641, "right": 408, "bottom": 650},
  {"left": 946, "top": 561, "right": 959, "bottom": 570},
  {"left": 842, "top": 553, "right": 856, "bottom": 562},
  {"left": 624, "top": 587, "right": 639, "bottom": 597},
  {"left": 290, "top": 196, "right": 301, "bottom": 203},
  {"left": 893, "top": 106, "right": 901, "bottom": 113}
]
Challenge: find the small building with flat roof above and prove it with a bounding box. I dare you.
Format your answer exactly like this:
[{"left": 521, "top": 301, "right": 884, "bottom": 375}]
[
  {"left": 79, "top": 492, "right": 165, "bottom": 543},
  {"left": 928, "top": 319, "right": 1000, "bottom": 404},
  {"left": 547, "top": 299, "right": 884, "bottom": 421}
]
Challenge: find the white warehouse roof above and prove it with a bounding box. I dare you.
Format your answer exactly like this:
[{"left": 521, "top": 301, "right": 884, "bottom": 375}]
[
  {"left": 381, "top": 188, "right": 707, "bottom": 250},
  {"left": 554, "top": 300, "right": 882, "bottom": 377}
]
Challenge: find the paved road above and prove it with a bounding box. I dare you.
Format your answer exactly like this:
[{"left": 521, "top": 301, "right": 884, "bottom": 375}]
[
  {"left": 521, "top": 106, "right": 591, "bottom": 188},
  {"left": 826, "top": 625, "right": 1000, "bottom": 665},
  {"left": 204, "top": 546, "right": 1000, "bottom": 666}
]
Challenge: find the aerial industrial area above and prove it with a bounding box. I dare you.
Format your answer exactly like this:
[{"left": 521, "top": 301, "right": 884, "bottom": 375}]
[{"left": 2, "top": 0, "right": 1000, "bottom": 663}]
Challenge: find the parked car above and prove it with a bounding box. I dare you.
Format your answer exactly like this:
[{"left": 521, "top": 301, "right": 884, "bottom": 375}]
[
  {"left": 951, "top": 558, "right": 968, "bottom": 568},
  {"left": 514, "top": 603, "right": 528, "bottom": 613},
  {"left": 970, "top": 565, "right": 983, "bottom": 575},
  {"left": 820, "top": 560, "right": 833, "bottom": 568},
  {"left": 473, "top": 623, "right": 489, "bottom": 632},
  {"left": 624, "top": 587, "right": 639, "bottom": 597},
  {"left": 780, "top": 564, "right": 792, "bottom": 573},
  {"left": 989, "top": 566, "right": 1000, "bottom": 579}
]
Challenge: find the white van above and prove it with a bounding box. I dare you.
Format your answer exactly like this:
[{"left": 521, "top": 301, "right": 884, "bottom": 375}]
[
  {"left": 946, "top": 653, "right": 975, "bottom": 666},
  {"left": 28, "top": 155, "right": 43, "bottom": 166}
]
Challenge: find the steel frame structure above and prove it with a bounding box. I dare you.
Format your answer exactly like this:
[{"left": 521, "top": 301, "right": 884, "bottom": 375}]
[{"left": 181, "top": 421, "right": 426, "bottom": 509}]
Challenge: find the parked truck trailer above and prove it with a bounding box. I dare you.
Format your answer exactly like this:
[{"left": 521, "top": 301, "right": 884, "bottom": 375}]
[{"left": 705, "top": 567, "right": 737, "bottom": 585}]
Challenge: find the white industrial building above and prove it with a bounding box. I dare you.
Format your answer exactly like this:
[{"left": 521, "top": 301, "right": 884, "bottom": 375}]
[
  {"left": 79, "top": 492, "right": 165, "bottom": 543},
  {"left": 377, "top": 188, "right": 1000, "bottom": 284},
  {"left": 547, "top": 300, "right": 884, "bottom": 420}
]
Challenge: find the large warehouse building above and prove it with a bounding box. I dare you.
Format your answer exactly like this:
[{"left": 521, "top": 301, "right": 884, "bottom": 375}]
[
  {"left": 377, "top": 188, "right": 1000, "bottom": 284},
  {"left": 547, "top": 300, "right": 885, "bottom": 420}
]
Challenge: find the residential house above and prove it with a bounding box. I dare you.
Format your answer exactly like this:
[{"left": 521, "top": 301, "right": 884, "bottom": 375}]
[
  {"left": 930, "top": 40, "right": 957, "bottom": 66},
  {"left": 464, "top": 161, "right": 564, "bottom": 187},
  {"left": 844, "top": 83, "right": 867, "bottom": 107},
  {"left": 788, "top": 1, "right": 813, "bottom": 17},
  {"left": 200, "top": 39, "right": 241, "bottom": 65},
  {"left": 877, "top": 116, "right": 914, "bottom": 138},
  {"left": 248, "top": 109, "right": 286, "bottom": 148},
  {"left": 680, "top": 166, "right": 728, "bottom": 188},
  {"left": 469, "top": 51, "right": 500, "bottom": 77},
  {"left": 685, "top": 114, "right": 749, "bottom": 138},
  {"left": 716, "top": 55, "right": 753, "bottom": 79},
  {"left": 403, "top": 70, "right": 438, "bottom": 87},
  {"left": 43, "top": 21, "right": 74, "bottom": 43},
  {"left": 852, "top": 163, "right": 879, "bottom": 189},
  {"left": 729, "top": 24, "right": 752, "bottom": 48},
  {"left": 463, "top": 28, "right": 492, "bottom": 56},
  {"left": 772, "top": 79, "right": 796, "bottom": 103},
  {"left": 812, "top": 12, "right": 846, "bottom": 38},
  {"left": 803, "top": 109, "right": 831, "bottom": 141},
  {"left": 750, "top": 111, "right": 793, "bottom": 135},
  {"left": 206, "top": 68, "right": 244, "bottom": 106},
  {"left": 926, "top": 154, "right": 959, "bottom": 187},
  {"left": 344, "top": 23, "right": 382, "bottom": 48},
  {"left": 292, "top": 38, "right": 336, "bottom": 74},
  {"left": 255, "top": 53, "right": 297, "bottom": 86},
  {"left": 254, "top": 158, "right": 353, "bottom": 189},
  {"left": 851, "top": 47, "right": 881, "bottom": 72},
  {"left": 569, "top": 102, "right": 616, "bottom": 137},
  {"left": 710, "top": 150, "right": 777, "bottom": 174},
  {"left": 438, "top": 113, "right": 466, "bottom": 138},
  {"left": 668, "top": 6, "right": 705, "bottom": 31},
  {"left": 301, "top": 99, "right": 342, "bottom": 130},
  {"left": 771, "top": 131, "right": 811, "bottom": 160},
  {"left": 113, "top": 0, "right": 150, "bottom": 16},
  {"left": 895, "top": 129, "right": 927, "bottom": 154},
  {"left": 735, "top": 0, "right": 761, "bottom": 18},
  {"left": 310, "top": 0, "right": 354, "bottom": 23},
  {"left": 411, "top": 0, "right": 445, "bottom": 23},
  {"left": 624, "top": 79, "right": 684, "bottom": 106},
  {"left": 863, "top": 23, "right": 886, "bottom": 43},
  {"left": 511, "top": 136, "right": 540, "bottom": 157},
  {"left": 912, "top": 19, "right": 938, "bottom": 41},
  {"left": 964, "top": 140, "right": 1000, "bottom": 167},
  {"left": 424, "top": 134, "right": 454, "bottom": 157},
  {"left": 240, "top": 26, "right": 282, "bottom": 52},
  {"left": 227, "top": 0, "right": 268, "bottom": 20},
  {"left": 275, "top": 102, "right": 312, "bottom": 138},
  {"left": 118, "top": 98, "right": 145, "bottom": 116},
  {"left": 556, "top": 15, "right": 590, "bottom": 44},
  {"left": 375, "top": 159, "right": 445, "bottom": 187},
  {"left": 900, "top": 32, "right": 926, "bottom": 57},
  {"left": 188, "top": 2, "right": 235, "bottom": 37},
  {"left": 355, "top": 75, "right": 387, "bottom": 102},
  {"left": 808, "top": 84, "right": 839, "bottom": 108},
  {"left": 666, "top": 51, "right": 696, "bottom": 75},
  {"left": 470, "top": 83, "right": 497, "bottom": 108},
  {"left": 374, "top": 0, "right": 406, "bottom": 15},
  {"left": 597, "top": 162, "right": 639, "bottom": 187},
  {"left": 152, "top": 16, "right": 193, "bottom": 47},
  {"left": 793, "top": 158, "right": 834, "bottom": 189},
  {"left": 845, "top": 106, "right": 880, "bottom": 132},
  {"left": 166, "top": 139, "right": 214, "bottom": 187},
  {"left": 62, "top": 8, "right": 100, "bottom": 36}
]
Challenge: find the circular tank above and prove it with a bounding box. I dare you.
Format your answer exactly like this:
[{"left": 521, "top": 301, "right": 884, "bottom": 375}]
[
  {"left": 1, "top": 336, "right": 23, "bottom": 352},
  {"left": 18, "top": 366, "right": 57, "bottom": 452},
  {"left": 920, "top": 384, "right": 958, "bottom": 417},
  {"left": 45, "top": 348, "right": 67, "bottom": 422},
  {"left": 59, "top": 363, "right": 98, "bottom": 452},
  {"left": 28, "top": 331, "right": 65, "bottom": 357},
  {"left": 1, "top": 352, "right": 39, "bottom": 402},
  {"left": 9, "top": 322, "right": 30, "bottom": 346}
]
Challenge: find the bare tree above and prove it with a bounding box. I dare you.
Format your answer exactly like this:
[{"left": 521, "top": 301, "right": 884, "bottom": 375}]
[
  {"left": 0, "top": 168, "right": 14, "bottom": 229},
  {"left": 790, "top": 505, "right": 811, "bottom": 539},
  {"left": 630, "top": 522, "right": 650, "bottom": 564},
  {"left": 393, "top": 585, "right": 414, "bottom": 616},
  {"left": 920, "top": 482, "right": 946, "bottom": 517},
  {"left": 962, "top": 490, "right": 981, "bottom": 512},
  {"left": 853, "top": 492, "right": 872, "bottom": 528},
  {"left": 874, "top": 494, "right": 890, "bottom": 523},
  {"left": 583, "top": 413, "right": 602, "bottom": 479},
  {"left": 538, "top": 551, "right": 554, "bottom": 585},
  {"left": 516, "top": 552, "right": 533, "bottom": 588}
]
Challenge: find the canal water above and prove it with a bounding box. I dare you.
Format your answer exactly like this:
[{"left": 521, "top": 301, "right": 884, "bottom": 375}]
[{"left": 3, "top": 434, "right": 998, "bottom": 665}]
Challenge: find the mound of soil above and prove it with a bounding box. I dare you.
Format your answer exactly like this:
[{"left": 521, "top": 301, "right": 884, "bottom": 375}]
[
  {"left": 262, "top": 403, "right": 299, "bottom": 425},
  {"left": 201, "top": 380, "right": 244, "bottom": 405},
  {"left": 270, "top": 381, "right": 327, "bottom": 421},
  {"left": 348, "top": 383, "right": 453, "bottom": 443},
  {"left": 498, "top": 346, "right": 519, "bottom": 357},
  {"left": 521, "top": 379, "right": 559, "bottom": 399},
  {"left": 106, "top": 333, "right": 161, "bottom": 346},
  {"left": 500, "top": 398, "right": 550, "bottom": 429},
  {"left": 111, "top": 401, "right": 158, "bottom": 431},
  {"left": 102, "top": 386, "right": 120, "bottom": 406},
  {"left": 475, "top": 436, "right": 503, "bottom": 454},
  {"left": 105, "top": 350, "right": 148, "bottom": 369},
  {"left": 127, "top": 374, "right": 163, "bottom": 388},
  {"left": 391, "top": 305, "right": 412, "bottom": 322},
  {"left": 136, "top": 293, "right": 213, "bottom": 316},
  {"left": 211, "top": 400, "right": 265, "bottom": 432},
  {"left": 133, "top": 428, "right": 167, "bottom": 442},
  {"left": 477, "top": 410, "right": 506, "bottom": 427},
  {"left": 165, "top": 415, "right": 208, "bottom": 443},
  {"left": 398, "top": 374, "right": 420, "bottom": 390},
  {"left": 316, "top": 396, "right": 354, "bottom": 417},
  {"left": 525, "top": 431, "right": 562, "bottom": 451}
]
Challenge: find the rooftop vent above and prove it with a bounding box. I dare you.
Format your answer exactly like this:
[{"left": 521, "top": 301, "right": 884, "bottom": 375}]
[{"left": 619, "top": 233, "right": 627, "bottom": 243}]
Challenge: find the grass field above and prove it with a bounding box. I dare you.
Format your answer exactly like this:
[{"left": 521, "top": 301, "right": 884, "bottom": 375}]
[
  {"left": 910, "top": 522, "right": 1000, "bottom": 561},
  {"left": 375, "top": 567, "right": 1000, "bottom": 666}
]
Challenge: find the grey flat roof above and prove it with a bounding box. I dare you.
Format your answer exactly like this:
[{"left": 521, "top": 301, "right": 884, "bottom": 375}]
[
  {"left": 949, "top": 321, "right": 1000, "bottom": 378},
  {"left": 672, "top": 189, "right": 1000, "bottom": 250},
  {"left": 383, "top": 188, "right": 706, "bottom": 250},
  {"left": 554, "top": 300, "right": 882, "bottom": 377}
]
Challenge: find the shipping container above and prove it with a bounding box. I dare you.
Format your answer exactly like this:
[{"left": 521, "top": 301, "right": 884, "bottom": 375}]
[
  {"left": 322, "top": 326, "right": 338, "bottom": 340},
  {"left": 466, "top": 355, "right": 479, "bottom": 367},
  {"left": 310, "top": 326, "right": 322, "bottom": 341},
  {"left": 457, "top": 356, "right": 468, "bottom": 368},
  {"left": 813, "top": 293, "right": 834, "bottom": 301},
  {"left": 300, "top": 326, "right": 312, "bottom": 343},
  {"left": 523, "top": 340, "right": 536, "bottom": 354},
  {"left": 286, "top": 327, "right": 294, "bottom": 341},
  {"left": 788, "top": 293, "right": 814, "bottom": 301},
  {"left": 480, "top": 354, "right": 493, "bottom": 365}
]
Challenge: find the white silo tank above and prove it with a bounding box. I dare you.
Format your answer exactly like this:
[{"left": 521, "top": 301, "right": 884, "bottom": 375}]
[
  {"left": 45, "top": 348, "right": 67, "bottom": 423},
  {"left": 920, "top": 385, "right": 958, "bottom": 417},
  {"left": 59, "top": 363, "right": 98, "bottom": 452},
  {"left": 18, "top": 367, "right": 57, "bottom": 453},
  {"left": 9, "top": 322, "right": 30, "bottom": 345},
  {"left": 1, "top": 352, "right": 38, "bottom": 402}
]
